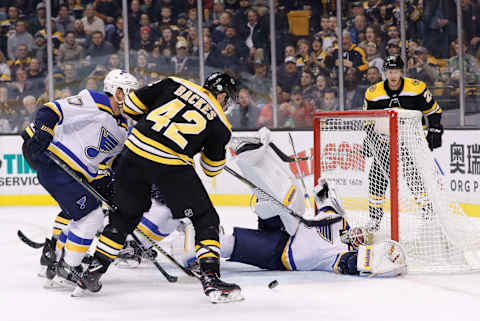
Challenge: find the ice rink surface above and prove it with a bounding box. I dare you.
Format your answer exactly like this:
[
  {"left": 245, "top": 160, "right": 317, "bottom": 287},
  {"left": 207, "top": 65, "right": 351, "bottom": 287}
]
[{"left": 1, "top": 206, "right": 480, "bottom": 321}]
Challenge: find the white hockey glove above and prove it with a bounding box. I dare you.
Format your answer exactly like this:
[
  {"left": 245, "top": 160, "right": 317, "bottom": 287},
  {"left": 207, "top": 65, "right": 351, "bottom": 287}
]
[
  {"left": 313, "top": 178, "right": 345, "bottom": 216},
  {"left": 357, "top": 240, "right": 407, "bottom": 277}
]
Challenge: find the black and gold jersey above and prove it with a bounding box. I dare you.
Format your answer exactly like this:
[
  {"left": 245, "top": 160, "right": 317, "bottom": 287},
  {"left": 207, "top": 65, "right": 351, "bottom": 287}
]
[
  {"left": 363, "top": 77, "right": 442, "bottom": 127},
  {"left": 122, "top": 76, "right": 232, "bottom": 177}
]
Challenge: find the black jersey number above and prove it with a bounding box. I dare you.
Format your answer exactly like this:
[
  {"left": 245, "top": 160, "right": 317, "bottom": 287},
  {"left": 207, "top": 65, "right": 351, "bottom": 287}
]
[{"left": 146, "top": 98, "right": 207, "bottom": 149}]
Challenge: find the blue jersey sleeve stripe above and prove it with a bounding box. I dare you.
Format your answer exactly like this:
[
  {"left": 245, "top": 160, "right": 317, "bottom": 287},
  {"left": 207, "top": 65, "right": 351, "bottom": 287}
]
[
  {"left": 88, "top": 89, "right": 112, "bottom": 108},
  {"left": 68, "top": 231, "right": 94, "bottom": 246},
  {"left": 288, "top": 235, "right": 297, "bottom": 271},
  {"left": 52, "top": 101, "right": 64, "bottom": 125},
  {"left": 51, "top": 140, "right": 98, "bottom": 177}
]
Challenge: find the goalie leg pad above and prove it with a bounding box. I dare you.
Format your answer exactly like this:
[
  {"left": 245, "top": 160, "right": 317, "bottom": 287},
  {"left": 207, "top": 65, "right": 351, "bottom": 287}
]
[{"left": 228, "top": 227, "right": 289, "bottom": 270}]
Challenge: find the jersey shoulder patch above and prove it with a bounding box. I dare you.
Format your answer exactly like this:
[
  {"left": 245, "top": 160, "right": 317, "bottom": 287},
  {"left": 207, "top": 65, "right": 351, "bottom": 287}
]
[{"left": 403, "top": 78, "right": 426, "bottom": 95}]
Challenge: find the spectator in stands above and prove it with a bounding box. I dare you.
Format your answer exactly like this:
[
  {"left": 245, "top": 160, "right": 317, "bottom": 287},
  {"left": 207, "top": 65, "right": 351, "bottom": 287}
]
[
  {"left": 60, "top": 87, "right": 73, "bottom": 99},
  {"left": 313, "top": 74, "right": 328, "bottom": 107},
  {"left": 9, "top": 67, "right": 35, "bottom": 102},
  {"left": 407, "top": 46, "right": 439, "bottom": 86},
  {"left": 159, "top": 6, "right": 176, "bottom": 30},
  {"left": 227, "top": 87, "right": 261, "bottom": 129},
  {"left": 1, "top": 6, "right": 19, "bottom": 32},
  {"left": 208, "top": 0, "right": 226, "bottom": 27},
  {"left": 211, "top": 12, "right": 231, "bottom": 44},
  {"left": 38, "top": 19, "right": 64, "bottom": 50},
  {"left": 85, "top": 76, "right": 99, "bottom": 91},
  {"left": 106, "top": 17, "right": 125, "bottom": 51},
  {"left": 61, "top": 63, "right": 80, "bottom": 94},
  {"left": 238, "top": 8, "right": 267, "bottom": 60},
  {"left": 299, "top": 71, "right": 316, "bottom": 104},
  {"left": 26, "top": 57, "right": 44, "bottom": 83},
  {"left": 277, "top": 56, "right": 299, "bottom": 95},
  {"left": 28, "top": 3, "right": 47, "bottom": 36},
  {"left": 133, "top": 51, "right": 153, "bottom": 84},
  {"left": 142, "top": 0, "right": 159, "bottom": 22},
  {"left": 349, "top": 15, "right": 367, "bottom": 45},
  {"left": 106, "top": 53, "right": 123, "bottom": 71},
  {"left": 0, "top": 50, "right": 11, "bottom": 81},
  {"left": 157, "top": 27, "right": 176, "bottom": 54},
  {"left": 133, "top": 26, "right": 155, "bottom": 52},
  {"left": 18, "top": 95, "right": 37, "bottom": 130},
  {"left": 309, "top": 37, "right": 329, "bottom": 79},
  {"left": 57, "top": 31, "right": 85, "bottom": 66},
  {"left": 365, "top": 66, "right": 382, "bottom": 86},
  {"left": 296, "top": 39, "right": 311, "bottom": 69},
  {"left": 95, "top": 0, "right": 121, "bottom": 25},
  {"left": 55, "top": 4, "right": 75, "bottom": 35},
  {"left": 385, "top": 39, "right": 401, "bottom": 57},
  {"left": 171, "top": 39, "right": 196, "bottom": 76},
  {"left": 81, "top": 4, "right": 105, "bottom": 37},
  {"left": 8, "top": 20, "right": 34, "bottom": 60},
  {"left": 257, "top": 85, "right": 289, "bottom": 128},
  {"left": 284, "top": 44, "right": 296, "bottom": 61},
  {"left": 233, "top": 0, "right": 252, "bottom": 29},
  {"left": 0, "top": 85, "right": 17, "bottom": 133},
  {"left": 217, "top": 24, "right": 249, "bottom": 60},
  {"left": 247, "top": 58, "right": 270, "bottom": 104},
  {"left": 344, "top": 68, "right": 365, "bottom": 109},
  {"left": 176, "top": 12, "right": 189, "bottom": 37},
  {"left": 321, "top": 88, "right": 338, "bottom": 111},
  {"left": 290, "top": 89, "right": 314, "bottom": 128},
  {"left": 324, "top": 30, "right": 368, "bottom": 76},
  {"left": 9, "top": 44, "right": 32, "bottom": 75},
  {"left": 462, "top": 0, "right": 480, "bottom": 54},
  {"left": 73, "top": 19, "right": 89, "bottom": 48},
  {"left": 186, "top": 7, "right": 198, "bottom": 29},
  {"left": 202, "top": 35, "right": 218, "bottom": 68},
  {"left": 425, "top": 0, "right": 457, "bottom": 58},
  {"left": 365, "top": 42, "right": 385, "bottom": 79},
  {"left": 31, "top": 31, "right": 47, "bottom": 67},
  {"left": 86, "top": 31, "right": 115, "bottom": 65},
  {"left": 443, "top": 39, "right": 480, "bottom": 86}
]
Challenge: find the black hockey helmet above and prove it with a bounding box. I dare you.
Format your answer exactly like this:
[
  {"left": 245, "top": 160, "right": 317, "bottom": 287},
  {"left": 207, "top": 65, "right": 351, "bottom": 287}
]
[
  {"left": 203, "top": 72, "right": 239, "bottom": 102},
  {"left": 383, "top": 55, "right": 404, "bottom": 71}
]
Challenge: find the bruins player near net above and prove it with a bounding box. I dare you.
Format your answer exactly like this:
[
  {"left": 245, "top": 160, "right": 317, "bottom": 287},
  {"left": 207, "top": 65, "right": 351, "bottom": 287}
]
[
  {"left": 363, "top": 55, "right": 444, "bottom": 230},
  {"left": 77, "top": 72, "right": 242, "bottom": 303}
]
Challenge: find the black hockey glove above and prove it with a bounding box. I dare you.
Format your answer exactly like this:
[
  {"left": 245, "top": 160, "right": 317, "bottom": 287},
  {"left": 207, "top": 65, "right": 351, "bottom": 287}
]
[
  {"left": 90, "top": 174, "right": 115, "bottom": 204},
  {"left": 27, "top": 125, "right": 54, "bottom": 159},
  {"left": 426, "top": 125, "right": 443, "bottom": 151}
]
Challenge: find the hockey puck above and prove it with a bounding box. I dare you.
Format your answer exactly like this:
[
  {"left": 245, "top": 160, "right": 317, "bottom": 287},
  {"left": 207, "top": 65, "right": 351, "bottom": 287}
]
[{"left": 268, "top": 280, "right": 279, "bottom": 289}]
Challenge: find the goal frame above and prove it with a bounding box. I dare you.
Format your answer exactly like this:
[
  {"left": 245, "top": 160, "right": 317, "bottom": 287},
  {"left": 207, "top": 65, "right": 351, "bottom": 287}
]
[{"left": 313, "top": 110, "right": 399, "bottom": 241}]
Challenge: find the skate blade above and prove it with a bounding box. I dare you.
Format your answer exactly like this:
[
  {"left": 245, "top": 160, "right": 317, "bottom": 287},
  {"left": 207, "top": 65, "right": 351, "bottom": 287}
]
[
  {"left": 38, "top": 266, "right": 47, "bottom": 278},
  {"left": 71, "top": 286, "right": 87, "bottom": 297},
  {"left": 114, "top": 258, "right": 141, "bottom": 269},
  {"left": 209, "top": 289, "right": 244, "bottom": 304},
  {"left": 44, "top": 276, "right": 76, "bottom": 289}
]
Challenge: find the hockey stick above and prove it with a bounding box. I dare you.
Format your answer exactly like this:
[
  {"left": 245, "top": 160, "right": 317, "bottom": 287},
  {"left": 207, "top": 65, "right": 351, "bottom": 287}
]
[
  {"left": 17, "top": 230, "right": 45, "bottom": 249},
  {"left": 269, "top": 142, "right": 309, "bottom": 162},
  {"left": 224, "top": 165, "right": 342, "bottom": 227},
  {"left": 45, "top": 152, "right": 187, "bottom": 281},
  {"left": 287, "top": 133, "right": 312, "bottom": 210}
]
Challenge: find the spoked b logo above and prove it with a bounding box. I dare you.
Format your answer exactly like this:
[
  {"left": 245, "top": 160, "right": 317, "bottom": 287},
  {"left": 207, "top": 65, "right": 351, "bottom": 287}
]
[{"left": 184, "top": 208, "right": 193, "bottom": 217}]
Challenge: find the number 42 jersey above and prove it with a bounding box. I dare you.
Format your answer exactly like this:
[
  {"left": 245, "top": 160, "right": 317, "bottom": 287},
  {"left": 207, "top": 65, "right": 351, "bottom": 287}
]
[{"left": 123, "top": 77, "right": 232, "bottom": 177}]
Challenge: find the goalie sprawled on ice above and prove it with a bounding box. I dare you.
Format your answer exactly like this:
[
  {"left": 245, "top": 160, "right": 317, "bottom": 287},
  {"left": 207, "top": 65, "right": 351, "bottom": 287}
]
[{"left": 169, "top": 128, "right": 407, "bottom": 277}]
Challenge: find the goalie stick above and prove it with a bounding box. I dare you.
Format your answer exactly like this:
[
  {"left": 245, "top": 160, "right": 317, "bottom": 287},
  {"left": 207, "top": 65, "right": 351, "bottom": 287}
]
[
  {"left": 288, "top": 132, "right": 311, "bottom": 210},
  {"left": 45, "top": 152, "right": 185, "bottom": 282},
  {"left": 224, "top": 165, "right": 342, "bottom": 228}
]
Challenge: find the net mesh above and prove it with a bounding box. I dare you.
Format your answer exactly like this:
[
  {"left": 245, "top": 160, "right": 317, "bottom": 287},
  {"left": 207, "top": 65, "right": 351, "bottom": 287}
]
[{"left": 315, "top": 109, "right": 480, "bottom": 273}]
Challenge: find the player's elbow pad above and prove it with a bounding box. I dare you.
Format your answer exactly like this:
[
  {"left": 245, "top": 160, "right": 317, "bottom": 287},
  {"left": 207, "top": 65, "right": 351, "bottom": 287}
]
[{"left": 200, "top": 153, "right": 226, "bottom": 177}]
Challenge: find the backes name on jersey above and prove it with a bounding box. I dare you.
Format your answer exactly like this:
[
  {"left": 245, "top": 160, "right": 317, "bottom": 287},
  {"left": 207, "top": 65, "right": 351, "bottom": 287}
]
[{"left": 173, "top": 85, "right": 216, "bottom": 120}]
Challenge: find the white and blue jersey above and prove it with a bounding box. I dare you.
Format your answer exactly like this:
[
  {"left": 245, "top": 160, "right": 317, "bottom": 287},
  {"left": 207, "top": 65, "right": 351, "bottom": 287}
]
[{"left": 26, "top": 89, "right": 128, "bottom": 182}]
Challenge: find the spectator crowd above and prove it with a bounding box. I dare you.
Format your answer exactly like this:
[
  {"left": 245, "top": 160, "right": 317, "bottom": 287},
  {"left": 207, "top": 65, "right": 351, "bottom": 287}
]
[{"left": 0, "top": 0, "right": 479, "bottom": 133}]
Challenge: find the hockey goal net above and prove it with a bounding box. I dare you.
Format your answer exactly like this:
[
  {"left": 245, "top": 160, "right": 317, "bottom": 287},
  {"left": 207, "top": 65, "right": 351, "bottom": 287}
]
[{"left": 313, "top": 109, "right": 480, "bottom": 273}]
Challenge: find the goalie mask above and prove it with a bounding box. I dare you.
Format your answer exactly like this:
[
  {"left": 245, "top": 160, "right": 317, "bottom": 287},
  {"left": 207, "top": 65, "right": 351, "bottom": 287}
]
[{"left": 104, "top": 69, "right": 139, "bottom": 104}]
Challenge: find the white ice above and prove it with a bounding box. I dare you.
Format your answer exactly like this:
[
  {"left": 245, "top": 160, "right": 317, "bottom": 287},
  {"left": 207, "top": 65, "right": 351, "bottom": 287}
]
[{"left": 1, "top": 206, "right": 480, "bottom": 321}]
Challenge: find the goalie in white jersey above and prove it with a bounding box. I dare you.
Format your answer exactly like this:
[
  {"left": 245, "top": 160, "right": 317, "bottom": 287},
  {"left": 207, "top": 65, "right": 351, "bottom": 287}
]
[
  {"left": 169, "top": 129, "right": 407, "bottom": 277},
  {"left": 21, "top": 69, "right": 139, "bottom": 285}
]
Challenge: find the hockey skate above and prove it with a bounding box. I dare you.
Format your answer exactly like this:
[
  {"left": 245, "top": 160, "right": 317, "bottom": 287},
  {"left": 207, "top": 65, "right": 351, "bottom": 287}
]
[
  {"left": 72, "top": 257, "right": 105, "bottom": 297},
  {"left": 200, "top": 272, "right": 243, "bottom": 304},
  {"left": 49, "top": 258, "right": 82, "bottom": 289},
  {"left": 38, "top": 238, "right": 57, "bottom": 280},
  {"left": 115, "top": 239, "right": 158, "bottom": 268}
]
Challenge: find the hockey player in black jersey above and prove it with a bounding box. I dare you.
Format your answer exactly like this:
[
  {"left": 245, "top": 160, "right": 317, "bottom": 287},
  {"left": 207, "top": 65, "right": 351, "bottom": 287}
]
[
  {"left": 363, "top": 56, "right": 444, "bottom": 230},
  {"left": 78, "top": 72, "right": 243, "bottom": 303}
]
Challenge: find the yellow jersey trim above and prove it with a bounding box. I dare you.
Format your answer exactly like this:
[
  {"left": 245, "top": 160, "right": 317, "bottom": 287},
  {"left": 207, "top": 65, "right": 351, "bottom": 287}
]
[
  {"left": 96, "top": 248, "right": 117, "bottom": 259},
  {"left": 281, "top": 238, "right": 293, "bottom": 271},
  {"left": 169, "top": 76, "right": 232, "bottom": 132},
  {"left": 44, "top": 102, "right": 63, "bottom": 123},
  {"left": 201, "top": 153, "right": 226, "bottom": 167},
  {"left": 137, "top": 224, "right": 164, "bottom": 242},
  {"left": 47, "top": 144, "right": 95, "bottom": 182},
  {"left": 97, "top": 103, "right": 113, "bottom": 115},
  {"left": 99, "top": 235, "right": 123, "bottom": 250},
  {"left": 65, "top": 242, "right": 90, "bottom": 253},
  {"left": 129, "top": 92, "right": 148, "bottom": 111},
  {"left": 55, "top": 216, "right": 69, "bottom": 225},
  {"left": 125, "top": 140, "right": 191, "bottom": 165},
  {"left": 283, "top": 185, "right": 296, "bottom": 206}
]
